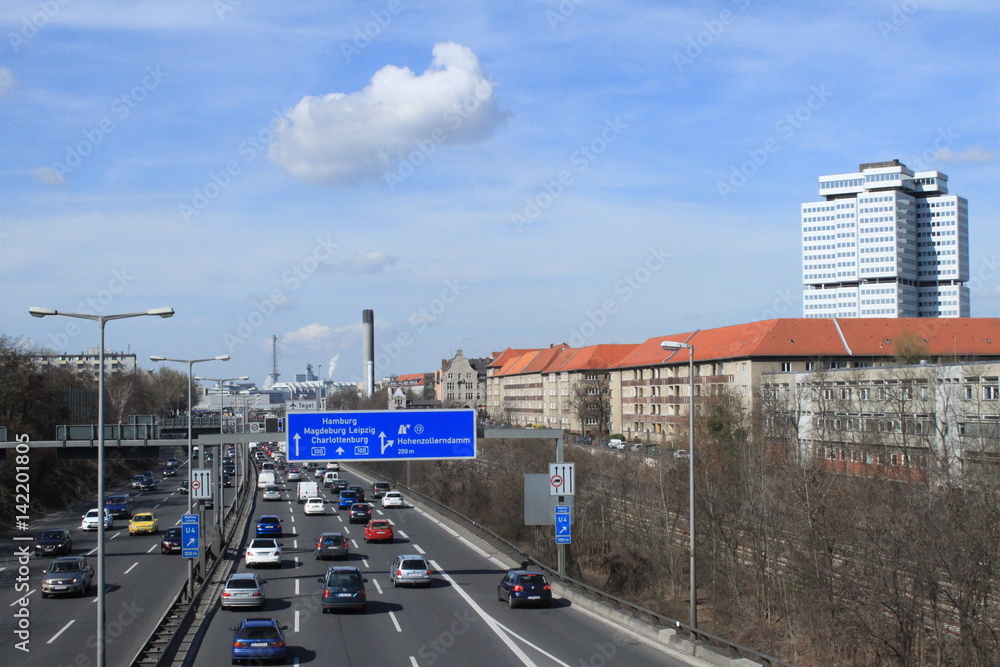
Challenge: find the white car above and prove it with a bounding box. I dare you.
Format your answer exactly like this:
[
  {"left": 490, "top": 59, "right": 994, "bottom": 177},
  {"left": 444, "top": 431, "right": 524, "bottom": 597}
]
[
  {"left": 81, "top": 508, "right": 114, "bottom": 531},
  {"left": 313, "top": 468, "right": 325, "bottom": 478},
  {"left": 286, "top": 469, "right": 302, "bottom": 481},
  {"left": 245, "top": 538, "right": 282, "bottom": 568},
  {"left": 261, "top": 485, "right": 282, "bottom": 502},
  {"left": 304, "top": 497, "right": 326, "bottom": 515},
  {"left": 381, "top": 491, "right": 405, "bottom": 508},
  {"left": 325, "top": 461, "right": 340, "bottom": 471}
]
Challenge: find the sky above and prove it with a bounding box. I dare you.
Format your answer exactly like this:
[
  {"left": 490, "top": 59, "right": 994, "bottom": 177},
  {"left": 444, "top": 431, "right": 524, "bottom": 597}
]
[{"left": 1, "top": 0, "right": 998, "bottom": 389}]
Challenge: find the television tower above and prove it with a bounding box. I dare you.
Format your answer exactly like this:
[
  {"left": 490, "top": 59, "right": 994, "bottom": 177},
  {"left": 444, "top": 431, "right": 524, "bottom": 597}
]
[{"left": 265, "top": 334, "right": 281, "bottom": 388}]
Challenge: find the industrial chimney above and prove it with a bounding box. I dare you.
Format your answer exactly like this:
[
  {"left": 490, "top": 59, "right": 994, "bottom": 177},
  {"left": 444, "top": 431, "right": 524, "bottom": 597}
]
[{"left": 362, "top": 309, "right": 374, "bottom": 397}]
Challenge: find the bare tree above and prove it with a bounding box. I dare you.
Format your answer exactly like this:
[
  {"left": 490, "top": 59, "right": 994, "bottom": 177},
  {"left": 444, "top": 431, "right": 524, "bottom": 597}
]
[{"left": 567, "top": 373, "right": 612, "bottom": 438}]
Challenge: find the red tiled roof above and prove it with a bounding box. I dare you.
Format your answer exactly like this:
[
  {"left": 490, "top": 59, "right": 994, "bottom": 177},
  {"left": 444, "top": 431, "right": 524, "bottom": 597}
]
[
  {"left": 392, "top": 373, "right": 425, "bottom": 384},
  {"left": 489, "top": 348, "right": 535, "bottom": 368},
  {"left": 836, "top": 318, "right": 1000, "bottom": 356}
]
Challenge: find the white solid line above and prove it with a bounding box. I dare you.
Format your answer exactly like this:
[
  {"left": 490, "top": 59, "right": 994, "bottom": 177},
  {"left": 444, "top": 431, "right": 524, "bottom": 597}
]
[
  {"left": 388, "top": 610, "right": 402, "bottom": 633},
  {"left": 490, "top": 556, "right": 507, "bottom": 568},
  {"left": 413, "top": 544, "right": 425, "bottom": 555},
  {"left": 441, "top": 524, "right": 460, "bottom": 537},
  {"left": 124, "top": 562, "right": 138, "bottom": 574},
  {"left": 47, "top": 619, "right": 75, "bottom": 644},
  {"left": 458, "top": 536, "right": 489, "bottom": 559},
  {"left": 373, "top": 579, "right": 383, "bottom": 595},
  {"left": 9, "top": 590, "right": 35, "bottom": 606},
  {"left": 294, "top": 609, "right": 300, "bottom": 633},
  {"left": 430, "top": 560, "right": 537, "bottom": 666},
  {"left": 147, "top": 544, "right": 158, "bottom": 553}
]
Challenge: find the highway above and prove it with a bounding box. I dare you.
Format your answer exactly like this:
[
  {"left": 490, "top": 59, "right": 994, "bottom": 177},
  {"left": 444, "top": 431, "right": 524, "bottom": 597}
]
[
  {"left": 190, "top": 463, "right": 698, "bottom": 666},
  {"left": 0, "top": 452, "right": 235, "bottom": 666}
]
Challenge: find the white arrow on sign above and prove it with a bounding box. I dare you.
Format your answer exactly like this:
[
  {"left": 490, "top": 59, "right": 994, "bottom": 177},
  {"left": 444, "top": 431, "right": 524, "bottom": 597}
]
[
  {"left": 293, "top": 433, "right": 301, "bottom": 457},
  {"left": 186, "top": 536, "right": 196, "bottom": 546},
  {"left": 379, "top": 431, "right": 394, "bottom": 455},
  {"left": 335, "top": 447, "right": 345, "bottom": 456},
  {"left": 558, "top": 524, "right": 569, "bottom": 534}
]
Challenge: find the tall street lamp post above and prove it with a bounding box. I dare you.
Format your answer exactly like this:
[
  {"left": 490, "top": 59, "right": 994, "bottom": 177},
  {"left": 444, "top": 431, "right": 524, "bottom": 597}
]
[
  {"left": 661, "top": 339, "right": 697, "bottom": 633},
  {"left": 149, "top": 354, "right": 229, "bottom": 598},
  {"left": 195, "top": 375, "right": 248, "bottom": 536},
  {"left": 29, "top": 306, "right": 174, "bottom": 667}
]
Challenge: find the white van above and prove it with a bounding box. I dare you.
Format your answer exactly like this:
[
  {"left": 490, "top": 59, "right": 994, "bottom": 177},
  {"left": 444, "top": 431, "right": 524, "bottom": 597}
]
[
  {"left": 323, "top": 471, "right": 339, "bottom": 487},
  {"left": 257, "top": 471, "right": 276, "bottom": 489}
]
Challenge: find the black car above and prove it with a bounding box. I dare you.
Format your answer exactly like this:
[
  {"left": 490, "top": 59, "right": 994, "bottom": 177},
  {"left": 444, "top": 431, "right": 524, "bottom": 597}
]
[
  {"left": 347, "top": 485, "right": 366, "bottom": 502},
  {"left": 497, "top": 570, "right": 553, "bottom": 608},
  {"left": 348, "top": 503, "right": 371, "bottom": 524},
  {"left": 160, "top": 526, "right": 182, "bottom": 554},
  {"left": 34, "top": 529, "right": 73, "bottom": 557},
  {"left": 331, "top": 479, "right": 349, "bottom": 493},
  {"left": 320, "top": 566, "right": 367, "bottom": 613},
  {"left": 139, "top": 478, "right": 157, "bottom": 492}
]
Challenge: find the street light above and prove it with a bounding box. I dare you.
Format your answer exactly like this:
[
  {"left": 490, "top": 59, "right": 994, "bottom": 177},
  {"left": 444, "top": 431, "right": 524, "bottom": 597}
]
[
  {"left": 661, "top": 339, "right": 697, "bottom": 634},
  {"left": 150, "top": 354, "right": 229, "bottom": 598},
  {"left": 29, "top": 306, "right": 174, "bottom": 667},
  {"left": 195, "top": 375, "right": 248, "bottom": 536}
]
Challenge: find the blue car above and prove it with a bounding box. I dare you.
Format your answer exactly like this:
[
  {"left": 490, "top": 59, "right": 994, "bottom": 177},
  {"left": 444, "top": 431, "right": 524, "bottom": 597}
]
[
  {"left": 497, "top": 570, "right": 553, "bottom": 608},
  {"left": 104, "top": 494, "right": 133, "bottom": 519},
  {"left": 337, "top": 490, "right": 359, "bottom": 509},
  {"left": 255, "top": 515, "right": 283, "bottom": 538},
  {"left": 229, "top": 617, "right": 287, "bottom": 665}
]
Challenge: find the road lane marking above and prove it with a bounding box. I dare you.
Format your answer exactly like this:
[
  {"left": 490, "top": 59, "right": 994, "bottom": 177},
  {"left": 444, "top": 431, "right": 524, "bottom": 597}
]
[
  {"left": 413, "top": 544, "right": 425, "bottom": 555},
  {"left": 373, "top": 579, "right": 383, "bottom": 594},
  {"left": 361, "top": 557, "right": 369, "bottom": 569},
  {"left": 47, "top": 619, "right": 74, "bottom": 644},
  {"left": 294, "top": 609, "right": 300, "bottom": 633},
  {"left": 459, "top": 536, "right": 489, "bottom": 559},
  {"left": 493, "top": 619, "right": 573, "bottom": 666},
  {"left": 147, "top": 544, "right": 158, "bottom": 553},
  {"left": 295, "top": 579, "right": 299, "bottom": 595},
  {"left": 430, "top": 560, "right": 537, "bottom": 667},
  {"left": 397, "top": 530, "right": 408, "bottom": 539},
  {"left": 86, "top": 548, "right": 97, "bottom": 556},
  {"left": 10, "top": 589, "right": 35, "bottom": 605},
  {"left": 388, "top": 610, "right": 402, "bottom": 632},
  {"left": 351, "top": 539, "right": 358, "bottom": 549},
  {"left": 409, "top": 658, "right": 418, "bottom": 667},
  {"left": 110, "top": 533, "right": 120, "bottom": 540},
  {"left": 124, "top": 562, "right": 138, "bottom": 574},
  {"left": 294, "top": 557, "right": 300, "bottom": 569},
  {"left": 293, "top": 540, "right": 298, "bottom": 549},
  {"left": 441, "top": 524, "right": 460, "bottom": 538}
]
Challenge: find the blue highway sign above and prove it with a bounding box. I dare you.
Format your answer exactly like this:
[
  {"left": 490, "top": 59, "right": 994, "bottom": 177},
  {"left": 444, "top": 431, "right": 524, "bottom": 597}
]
[
  {"left": 555, "top": 511, "right": 571, "bottom": 544},
  {"left": 286, "top": 410, "right": 476, "bottom": 463},
  {"left": 182, "top": 513, "right": 199, "bottom": 558}
]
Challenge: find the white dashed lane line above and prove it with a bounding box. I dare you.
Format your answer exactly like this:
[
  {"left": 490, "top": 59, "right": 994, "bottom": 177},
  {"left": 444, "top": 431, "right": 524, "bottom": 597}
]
[
  {"left": 124, "top": 562, "right": 138, "bottom": 575},
  {"left": 47, "top": 619, "right": 74, "bottom": 644}
]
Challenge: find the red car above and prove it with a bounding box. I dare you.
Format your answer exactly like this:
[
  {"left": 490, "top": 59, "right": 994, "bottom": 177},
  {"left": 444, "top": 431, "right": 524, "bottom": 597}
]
[{"left": 364, "top": 519, "right": 394, "bottom": 543}]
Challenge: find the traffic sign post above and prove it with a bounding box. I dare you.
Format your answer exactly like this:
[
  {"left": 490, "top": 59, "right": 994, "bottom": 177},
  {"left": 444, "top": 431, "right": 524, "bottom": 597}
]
[
  {"left": 555, "top": 505, "right": 571, "bottom": 544},
  {"left": 191, "top": 468, "right": 212, "bottom": 500},
  {"left": 549, "top": 462, "right": 575, "bottom": 496},
  {"left": 181, "top": 514, "right": 199, "bottom": 558},
  {"left": 286, "top": 410, "right": 476, "bottom": 462}
]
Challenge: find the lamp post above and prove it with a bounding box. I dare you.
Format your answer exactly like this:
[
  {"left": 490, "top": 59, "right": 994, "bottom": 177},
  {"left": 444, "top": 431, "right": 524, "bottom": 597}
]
[
  {"left": 29, "top": 306, "right": 174, "bottom": 667},
  {"left": 150, "top": 354, "right": 229, "bottom": 598},
  {"left": 661, "top": 339, "right": 697, "bottom": 633},
  {"left": 195, "top": 375, "right": 248, "bottom": 535}
]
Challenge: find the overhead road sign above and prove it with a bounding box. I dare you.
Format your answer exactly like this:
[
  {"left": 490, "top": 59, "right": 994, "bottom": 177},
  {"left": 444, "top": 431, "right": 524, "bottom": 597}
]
[
  {"left": 286, "top": 409, "right": 476, "bottom": 462},
  {"left": 182, "top": 514, "right": 199, "bottom": 558}
]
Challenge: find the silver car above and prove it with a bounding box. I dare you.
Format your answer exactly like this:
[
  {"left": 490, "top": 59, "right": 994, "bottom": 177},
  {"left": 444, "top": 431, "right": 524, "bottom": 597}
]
[
  {"left": 42, "top": 556, "right": 93, "bottom": 597},
  {"left": 220, "top": 572, "right": 267, "bottom": 609},
  {"left": 388, "top": 554, "right": 432, "bottom": 587}
]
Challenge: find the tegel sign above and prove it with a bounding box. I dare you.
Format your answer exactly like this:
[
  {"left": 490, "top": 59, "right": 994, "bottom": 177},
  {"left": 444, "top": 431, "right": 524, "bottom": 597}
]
[{"left": 286, "top": 409, "right": 476, "bottom": 462}]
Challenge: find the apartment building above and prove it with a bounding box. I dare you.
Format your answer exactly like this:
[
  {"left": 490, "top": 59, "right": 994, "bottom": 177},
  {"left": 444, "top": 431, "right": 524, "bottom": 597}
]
[
  {"left": 33, "top": 348, "right": 138, "bottom": 380},
  {"left": 802, "top": 159, "right": 969, "bottom": 318}
]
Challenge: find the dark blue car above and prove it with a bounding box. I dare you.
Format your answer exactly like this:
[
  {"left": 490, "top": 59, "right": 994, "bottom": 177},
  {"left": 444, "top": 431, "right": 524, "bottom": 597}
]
[
  {"left": 255, "top": 515, "right": 282, "bottom": 538},
  {"left": 229, "top": 617, "right": 287, "bottom": 664},
  {"left": 497, "top": 570, "right": 553, "bottom": 608}
]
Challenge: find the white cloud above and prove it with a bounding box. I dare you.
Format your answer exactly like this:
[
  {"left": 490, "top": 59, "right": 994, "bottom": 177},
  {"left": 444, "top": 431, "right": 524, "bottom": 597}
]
[
  {"left": 268, "top": 42, "right": 504, "bottom": 184},
  {"left": 0, "top": 67, "right": 14, "bottom": 95},
  {"left": 936, "top": 147, "right": 997, "bottom": 164},
  {"left": 283, "top": 323, "right": 332, "bottom": 349},
  {"left": 338, "top": 251, "right": 397, "bottom": 274},
  {"left": 30, "top": 166, "right": 66, "bottom": 185}
]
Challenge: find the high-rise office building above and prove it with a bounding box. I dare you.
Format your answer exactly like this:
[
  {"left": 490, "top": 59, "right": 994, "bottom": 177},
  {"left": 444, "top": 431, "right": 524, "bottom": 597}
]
[{"left": 802, "top": 159, "right": 969, "bottom": 318}]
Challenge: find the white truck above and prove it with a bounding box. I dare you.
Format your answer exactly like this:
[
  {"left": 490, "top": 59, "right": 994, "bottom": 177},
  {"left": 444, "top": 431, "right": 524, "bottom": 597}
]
[
  {"left": 257, "top": 471, "right": 276, "bottom": 489},
  {"left": 297, "top": 481, "right": 319, "bottom": 503}
]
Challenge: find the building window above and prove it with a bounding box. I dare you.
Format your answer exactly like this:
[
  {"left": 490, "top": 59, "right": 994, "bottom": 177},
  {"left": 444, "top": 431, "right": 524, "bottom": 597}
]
[
  {"left": 781, "top": 362, "right": 791, "bottom": 372},
  {"left": 741, "top": 362, "right": 748, "bottom": 374}
]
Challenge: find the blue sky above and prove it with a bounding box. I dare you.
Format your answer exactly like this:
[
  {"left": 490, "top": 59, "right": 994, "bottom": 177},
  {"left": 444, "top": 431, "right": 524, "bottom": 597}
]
[{"left": 2, "top": 0, "right": 998, "bottom": 388}]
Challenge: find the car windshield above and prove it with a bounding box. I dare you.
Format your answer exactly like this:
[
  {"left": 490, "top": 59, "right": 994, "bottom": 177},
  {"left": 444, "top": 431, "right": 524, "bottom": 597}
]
[
  {"left": 236, "top": 627, "right": 280, "bottom": 640},
  {"left": 226, "top": 579, "right": 258, "bottom": 589},
  {"left": 370, "top": 522, "right": 390, "bottom": 529},
  {"left": 322, "top": 536, "right": 343, "bottom": 546},
  {"left": 519, "top": 574, "right": 547, "bottom": 585},
  {"left": 134, "top": 515, "right": 152, "bottom": 521},
  {"left": 107, "top": 497, "right": 126, "bottom": 503},
  {"left": 401, "top": 559, "right": 427, "bottom": 570},
  {"left": 165, "top": 528, "right": 181, "bottom": 537},
  {"left": 326, "top": 573, "right": 361, "bottom": 587},
  {"left": 40, "top": 531, "right": 64, "bottom": 540},
  {"left": 250, "top": 539, "right": 276, "bottom": 548},
  {"left": 260, "top": 517, "right": 279, "bottom": 524},
  {"left": 49, "top": 562, "right": 81, "bottom": 573},
  {"left": 351, "top": 504, "right": 367, "bottom": 511}
]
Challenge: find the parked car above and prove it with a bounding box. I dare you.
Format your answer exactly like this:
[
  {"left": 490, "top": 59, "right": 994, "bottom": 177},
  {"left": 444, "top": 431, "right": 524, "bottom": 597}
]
[
  {"left": 262, "top": 485, "right": 282, "bottom": 502},
  {"left": 255, "top": 515, "right": 283, "bottom": 538},
  {"left": 245, "top": 538, "right": 282, "bottom": 568},
  {"left": 34, "top": 529, "right": 73, "bottom": 557},
  {"left": 370, "top": 481, "right": 392, "bottom": 499},
  {"left": 304, "top": 497, "right": 326, "bottom": 515},
  {"left": 497, "top": 570, "right": 553, "bottom": 608},
  {"left": 128, "top": 512, "right": 159, "bottom": 535},
  {"left": 160, "top": 526, "right": 182, "bottom": 554},
  {"left": 389, "top": 554, "right": 432, "bottom": 587},
  {"left": 381, "top": 491, "right": 405, "bottom": 508},
  {"left": 229, "top": 617, "right": 287, "bottom": 664},
  {"left": 41, "top": 556, "right": 93, "bottom": 597},
  {"left": 221, "top": 572, "right": 267, "bottom": 610},
  {"left": 320, "top": 565, "right": 367, "bottom": 613},
  {"left": 363, "top": 520, "right": 393, "bottom": 543},
  {"left": 348, "top": 503, "right": 371, "bottom": 524},
  {"left": 337, "top": 490, "right": 359, "bottom": 509},
  {"left": 104, "top": 494, "right": 133, "bottom": 519},
  {"left": 81, "top": 508, "right": 113, "bottom": 531},
  {"left": 314, "top": 532, "right": 349, "bottom": 560}
]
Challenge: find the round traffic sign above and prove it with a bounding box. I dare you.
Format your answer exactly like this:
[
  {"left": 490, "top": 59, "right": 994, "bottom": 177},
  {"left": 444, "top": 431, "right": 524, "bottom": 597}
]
[
  {"left": 249, "top": 423, "right": 261, "bottom": 433},
  {"left": 550, "top": 474, "right": 563, "bottom": 488},
  {"left": 191, "top": 480, "right": 202, "bottom": 491}
]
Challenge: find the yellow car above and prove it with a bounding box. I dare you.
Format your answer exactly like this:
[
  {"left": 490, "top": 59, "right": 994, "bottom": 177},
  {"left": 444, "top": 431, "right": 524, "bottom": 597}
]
[{"left": 128, "top": 513, "right": 159, "bottom": 535}]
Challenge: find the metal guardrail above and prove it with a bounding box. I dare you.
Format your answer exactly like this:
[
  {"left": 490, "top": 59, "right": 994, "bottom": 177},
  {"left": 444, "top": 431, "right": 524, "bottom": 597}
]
[{"left": 357, "top": 463, "right": 794, "bottom": 667}]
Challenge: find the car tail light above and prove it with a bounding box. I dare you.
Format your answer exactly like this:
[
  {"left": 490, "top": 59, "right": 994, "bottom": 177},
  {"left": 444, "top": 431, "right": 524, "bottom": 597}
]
[
  {"left": 274, "top": 640, "right": 284, "bottom": 647},
  {"left": 323, "top": 590, "right": 331, "bottom": 598},
  {"left": 252, "top": 592, "right": 262, "bottom": 597},
  {"left": 543, "top": 584, "right": 551, "bottom": 590},
  {"left": 234, "top": 641, "right": 248, "bottom": 648},
  {"left": 396, "top": 570, "right": 403, "bottom": 577},
  {"left": 513, "top": 585, "right": 524, "bottom": 592},
  {"left": 222, "top": 592, "right": 231, "bottom": 598},
  {"left": 425, "top": 570, "right": 432, "bottom": 575}
]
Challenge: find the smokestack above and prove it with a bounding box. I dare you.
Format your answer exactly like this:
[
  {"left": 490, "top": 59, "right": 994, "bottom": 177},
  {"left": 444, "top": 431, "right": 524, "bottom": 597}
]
[{"left": 362, "top": 309, "right": 374, "bottom": 397}]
